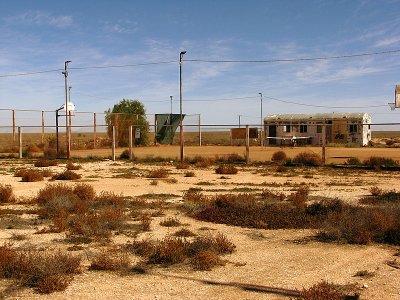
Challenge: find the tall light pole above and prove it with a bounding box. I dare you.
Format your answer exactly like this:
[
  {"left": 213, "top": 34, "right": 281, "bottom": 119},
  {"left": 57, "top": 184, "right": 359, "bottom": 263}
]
[
  {"left": 170, "top": 96, "right": 173, "bottom": 115},
  {"left": 179, "top": 51, "right": 186, "bottom": 162},
  {"left": 238, "top": 115, "right": 242, "bottom": 128},
  {"left": 259, "top": 92, "right": 263, "bottom": 146},
  {"left": 62, "top": 60, "right": 71, "bottom": 159}
]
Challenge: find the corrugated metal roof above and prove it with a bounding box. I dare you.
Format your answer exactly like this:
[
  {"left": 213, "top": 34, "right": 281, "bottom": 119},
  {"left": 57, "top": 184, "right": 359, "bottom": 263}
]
[{"left": 264, "top": 112, "right": 370, "bottom": 122}]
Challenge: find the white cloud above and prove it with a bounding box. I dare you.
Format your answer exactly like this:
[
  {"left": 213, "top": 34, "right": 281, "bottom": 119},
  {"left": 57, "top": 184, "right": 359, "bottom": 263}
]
[
  {"left": 374, "top": 36, "right": 400, "bottom": 47},
  {"left": 4, "top": 11, "right": 73, "bottom": 28},
  {"left": 104, "top": 20, "right": 139, "bottom": 34}
]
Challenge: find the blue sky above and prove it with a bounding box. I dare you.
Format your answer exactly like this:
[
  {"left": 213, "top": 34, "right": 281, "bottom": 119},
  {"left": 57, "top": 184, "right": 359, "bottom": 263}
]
[{"left": 0, "top": 0, "right": 400, "bottom": 128}]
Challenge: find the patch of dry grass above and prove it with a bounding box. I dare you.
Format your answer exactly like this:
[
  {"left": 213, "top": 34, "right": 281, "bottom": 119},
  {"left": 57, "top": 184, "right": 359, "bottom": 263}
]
[{"left": 0, "top": 244, "right": 81, "bottom": 294}]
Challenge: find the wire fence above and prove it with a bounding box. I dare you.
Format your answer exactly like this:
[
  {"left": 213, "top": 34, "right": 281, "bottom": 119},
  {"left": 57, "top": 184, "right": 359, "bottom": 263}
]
[{"left": 1, "top": 108, "right": 400, "bottom": 163}]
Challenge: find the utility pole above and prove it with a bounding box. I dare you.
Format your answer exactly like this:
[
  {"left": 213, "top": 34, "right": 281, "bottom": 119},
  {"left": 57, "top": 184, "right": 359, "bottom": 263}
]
[
  {"left": 62, "top": 60, "right": 71, "bottom": 159},
  {"left": 259, "top": 92, "right": 263, "bottom": 146},
  {"left": 179, "top": 51, "right": 186, "bottom": 162}
]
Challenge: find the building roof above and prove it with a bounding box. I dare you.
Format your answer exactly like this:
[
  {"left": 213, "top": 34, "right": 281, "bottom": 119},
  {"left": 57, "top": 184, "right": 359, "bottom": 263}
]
[{"left": 264, "top": 112, "right": 370, "bottom": 122}]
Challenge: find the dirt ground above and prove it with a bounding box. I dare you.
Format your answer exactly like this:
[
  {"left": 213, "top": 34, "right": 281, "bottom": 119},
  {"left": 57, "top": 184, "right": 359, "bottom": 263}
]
[{"left": 0, "top": 159, "right": 399, "bottom": 299}]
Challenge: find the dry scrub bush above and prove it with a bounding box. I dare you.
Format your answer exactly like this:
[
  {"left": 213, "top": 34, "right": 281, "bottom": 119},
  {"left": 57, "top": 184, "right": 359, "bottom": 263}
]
[
  {"left": 184, "top": 171, "right": 195, "bottom": 177},
  {"left": 191, "top": 250, "right": 225, "bottom": 271},
  {"left": 182, "top": 189, "right": 348, "bottom": 230},
  {"left": 360, "top": 187, "right": 400, "bottom": 204},
  {"left": 127, "top": 233, "right": 235, "bottom": 270},
  {"left": 216, "top": 153, "right": 245, "bottom": 163},
  {"left": 189, "top": 156, "right": 214, "bottom": 168},
  {"left": 140, "top": 215, "right": 152, "bottom": 231},
  {"left": 24, "top": 144, "right": 41, "bottom": 157},
  {"left": 317, "top": 205, "right": 400, "bottom": 245},
  {"left": 119, "top": 149, "right": 131, "bottom": 159},
  {"left": 0, "top": 184, "right": 15, "bottom": 203},
  {"left": 34, "top": 159, "right": 58, "bottom": 167},
  {"left": 66, "top": 161, "right": 82, "bottom": 170},
  {"left": 35, "top": 184, "right": 127, "bottom": 240},
  {"left": 147, "top": 168, "right": 169, "bottom": 178},
  {"left": 0, "top": 244, "right": 81, "bottom": 294},
  {"left": 159, "top": 217, "right": 182, "bottom": 227},
  {"left": 363, "top": 156, "right": 398, "bottom": 168},
  {"left": 293, "top": 152, "right": 321, "bottom": 166},
  {"left": 215, "top": 164, "right": 238, "bottom": 175},
  {"left": 271, "top": 150, "right": 287, "bottom": 163},
  {"left": 89, "top": 249, "right": 130, "bottom": 272},
  {"left": 346, "top": 157, "right": 361, "bottom": 165},
  {"left": 301, "top": 281, "right": 348, "bottom": 300},
  {"left": 287, "top": 186, "right": 309, "bottom": 209},
  {"left": 175, "top": 162, "right": 190, "bottom": 169},
  {"left": 52, "top": 170, "right": 81, "bottom": 180},
  {"left": 20, "top": 169, "right": 44, "bottom": 182}
]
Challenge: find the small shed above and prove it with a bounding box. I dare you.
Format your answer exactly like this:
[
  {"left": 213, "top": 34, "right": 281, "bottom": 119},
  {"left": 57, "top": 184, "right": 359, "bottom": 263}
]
[{"left": 264, "top": 112, "right": 371, "bottom": 146}]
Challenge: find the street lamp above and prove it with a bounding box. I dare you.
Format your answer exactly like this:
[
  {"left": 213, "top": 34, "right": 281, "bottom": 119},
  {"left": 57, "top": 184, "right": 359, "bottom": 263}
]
[
  {"left": 179, "top": 51, "right": 186, "bottom": 162},
  {"left": 259, "top": 92, "right": 263, "bottom": 146},
  {"left": 62, "top": 60, "right": 71, "bottom": 159}
]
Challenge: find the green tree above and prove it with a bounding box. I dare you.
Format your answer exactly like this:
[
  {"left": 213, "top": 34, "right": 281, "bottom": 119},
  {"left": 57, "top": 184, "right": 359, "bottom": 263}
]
[{"left": 105, "top": 99, "right": 149, "bottom": 146}]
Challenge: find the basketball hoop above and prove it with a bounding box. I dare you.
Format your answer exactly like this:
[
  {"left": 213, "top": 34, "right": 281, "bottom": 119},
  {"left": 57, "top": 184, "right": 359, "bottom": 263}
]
[{"left": 388, "top": 103, "right": 396, "bottom": 111}]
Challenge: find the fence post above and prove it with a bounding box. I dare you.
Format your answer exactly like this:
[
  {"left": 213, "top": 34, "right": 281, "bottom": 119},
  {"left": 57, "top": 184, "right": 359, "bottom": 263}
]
[
  {"left": 129, "top": 125, "right": 133, "bottom": 160},
  {"left": 18, "top": 127, "right": 22, "bottom": 159},
  {"left": 41, "top": 111, "right": 45, "bottom": 145},
  {"left": 245, "top": 125, "right": 250, "bottom": 164},
  {"left": 93, "top": 113, "right": 97, "bottom": 149},
  {"left": 322, "top": 123, "right": 326, "bottom": 165},
  {"left": 12, "top": 110, "right": 16, "bottom": 147},
  {"left": 198, "top": 114, "right": 202, "bottom": 146},
  {"left": 112, "top": 126, "right": 116, "bottom": 161}
]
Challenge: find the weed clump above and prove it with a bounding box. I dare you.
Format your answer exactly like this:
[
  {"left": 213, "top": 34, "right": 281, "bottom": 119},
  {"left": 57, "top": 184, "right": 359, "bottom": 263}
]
[
  {"left": 360, "top": 188, "right": 400, "bottom": 204},
  {"left": 19, "top": 169, "right": 44, "bottom": 182},
  {"left": 215, "top": 165, "right": 238, "bottom": 175},
  {"left": 34, "top": 159, "right": 58, "bottom": 167},
  {"left": 147, "top": 168, "right": 169, "bottom": 178},
  {"left": 363, "top": 156, "right": 398, "bottom": 168},
  {"left": 66, "top": 161, "right": 82, "bottom": 170},
  {"left": 301, "top": 281, "right": 349, "bottom": 300},
  {"left": 52, "top": 170, "right": 81, "bottom": 180},
  {"left": 0, "top": 244, "right": 81, "bottom": 294},
  {"left": 0, "top": 184, "right": 15, "bottom": 203},
  {"left": 271, "top": 151, "right": 287, "bottom": 163},
  {"left": 89, "top": 249, "right": 130, "bottom": 272},
  {"left": 293, "top": 152, "right": 321, "bottom": 166},
  {"left": 184, "top": 171, "right": 195, "bottom": 177},
  {"left": 127, "top": 233, "right": 235, "bottom": 270},
  {"left": 160, "top": 217, "right": 182, "bottom": 227}
]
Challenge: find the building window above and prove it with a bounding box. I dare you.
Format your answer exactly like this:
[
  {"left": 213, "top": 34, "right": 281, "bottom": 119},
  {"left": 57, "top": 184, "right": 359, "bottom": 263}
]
[
  {"left": 283, "top": 125, "right": 291, "bottom": 132},
  {"left": 349, "top": 124, "right": 358, "bottom": 133},
  {"left": 300, "top": 125, "right": 307, "bottom": 133},
  {"left": 316, "top": 125, "right": 322, "bottom": 133}
]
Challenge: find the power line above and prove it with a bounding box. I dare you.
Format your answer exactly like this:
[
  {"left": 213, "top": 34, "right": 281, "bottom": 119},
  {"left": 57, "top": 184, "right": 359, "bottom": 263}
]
[
  {"left": 186, "top": 49, "right": 400, "bottom": 63},
  {"left": 1, "top": 48, "right": 400, "bottom": 78},
  {"left": 264, "top": 96, "right": 389, "bottom": 109},
  {"left": 69, "top": 60, "right": 176, "bottom": 70},
  {"left": 0, "top": 61, "right": 177, "bottom": 78},
  {"left": 0, "top": 69, "right": 63, "bottom": 78}
]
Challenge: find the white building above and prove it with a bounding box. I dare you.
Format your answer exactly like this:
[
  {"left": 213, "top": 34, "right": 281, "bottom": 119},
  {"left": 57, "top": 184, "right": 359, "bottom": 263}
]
[{"left": 264, "top": 112, "right": 371, "bottom": 146}]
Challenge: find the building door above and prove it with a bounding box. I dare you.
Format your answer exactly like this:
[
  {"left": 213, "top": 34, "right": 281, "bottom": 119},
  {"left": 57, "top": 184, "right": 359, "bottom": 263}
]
[{"left": 269, "top": 125, "right": 277, "bottom": 145}]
